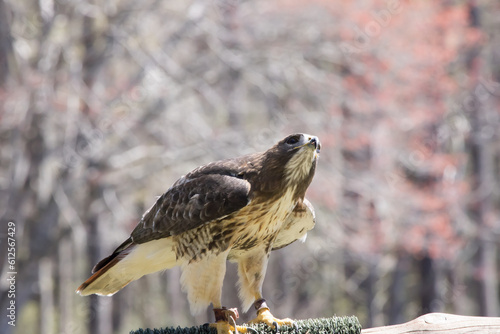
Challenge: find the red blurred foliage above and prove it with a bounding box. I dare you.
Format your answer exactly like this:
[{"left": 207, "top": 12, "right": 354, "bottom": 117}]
[{"left": 271, "top": 1, "right": 484, "bottom": 261}]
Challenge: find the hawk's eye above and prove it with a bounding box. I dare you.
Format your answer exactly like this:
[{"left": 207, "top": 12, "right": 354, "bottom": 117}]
[{"left": 286, "top": 136, "right": 300, "bottom": 145}]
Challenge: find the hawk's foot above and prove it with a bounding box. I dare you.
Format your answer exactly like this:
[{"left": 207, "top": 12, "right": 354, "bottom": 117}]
[
  {"left": 209, "top": 321, "right": 254, "bottom": 334},
  {"left": 210, "top": 307, "right": 257, "bottom": 334},
  {"left": 248, "top": 299, "right": 295, "bottom": 330},
  {"left": 248, "top": 308, "right": 295, "bottom": 329}
]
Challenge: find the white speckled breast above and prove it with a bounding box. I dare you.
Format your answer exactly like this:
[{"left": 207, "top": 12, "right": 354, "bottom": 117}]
[{"left": 229, "top": 187, "right": 297, "bottom": 254}]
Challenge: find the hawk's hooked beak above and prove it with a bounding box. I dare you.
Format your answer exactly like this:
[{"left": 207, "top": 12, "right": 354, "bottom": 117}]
[
  {"left": 294, "top": 136, "right": 321, "bottom": 153},
  {"left": 308, "top": 137, "right": 320, "bottom": 153}
]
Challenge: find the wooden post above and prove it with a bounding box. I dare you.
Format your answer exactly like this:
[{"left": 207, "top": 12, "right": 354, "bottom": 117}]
[{"left": 362, "top": 313, "right": 500, "bottom": 334}]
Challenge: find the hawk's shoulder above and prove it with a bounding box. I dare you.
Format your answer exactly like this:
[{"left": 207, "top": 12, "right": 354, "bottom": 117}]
[{"left": 180, "top": 152, "right": 263, "bottom": 181}]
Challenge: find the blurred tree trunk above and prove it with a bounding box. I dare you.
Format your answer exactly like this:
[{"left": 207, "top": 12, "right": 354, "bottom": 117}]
[
  {"left": 365, "top": 264, "right": 376, "bottom": 328},
  {"left": 58, "top": 239, "right": 73, "bottom": 334},
  {"left": 85, "top": 196, "right": 101, "bottom": 334},
  {"left": 39, "top": 258, "right": 55, "bottom": 334},
  {"left": 83, "top": 169, "right": 112, "bottom": 334},
  {"left": 418, "top": 254, "right": 436, "bottom": 315},
  {"left": 79, "top": 5, "right": 111, "bottom": 332},
  {"left": 388, "top": 252, "right": 408, "bottom": 325},
  {"left": 218, "top": 0, "right": 243, "bottom": 129},
  {"left": 482, "top": 0, "right": 500, "bottom": 318},
  {"left": 469, "top": 105, "right": 499, "bottom": 316},
  {"left": 0, "top": 0, "right": 14, "bottom": 85},
  {"left": 464, "top": 1, "right": 499, "bottom": 317}
]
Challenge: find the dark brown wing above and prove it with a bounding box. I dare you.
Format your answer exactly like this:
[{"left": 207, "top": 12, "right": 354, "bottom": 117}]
[
  {"left": 87, "top": 155, "right": 258, "bottom": 275},
  {"left": 130, "top": 172, "right": 252, "bottom": 244}
]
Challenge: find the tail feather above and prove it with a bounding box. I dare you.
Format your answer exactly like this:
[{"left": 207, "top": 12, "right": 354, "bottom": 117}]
[
  {"left": 77, "top": 237, "right": 179, "bottom": 296},
  {"left": 76, "top": 246, "right": 134, "bottom": 296}
]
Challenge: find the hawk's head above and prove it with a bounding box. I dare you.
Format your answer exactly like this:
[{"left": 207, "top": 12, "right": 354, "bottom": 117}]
[{"left": 261, "top": 133, "right": 320, "bottom": 191}]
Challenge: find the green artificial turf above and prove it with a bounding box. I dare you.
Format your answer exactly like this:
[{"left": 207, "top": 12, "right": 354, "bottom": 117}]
[{"left": 131, "top": 316, "right": 361, "bottom": 334}]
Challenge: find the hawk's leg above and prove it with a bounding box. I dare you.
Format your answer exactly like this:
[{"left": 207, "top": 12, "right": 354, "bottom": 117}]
[{"left": 237, "top": 249, "right": 295, "bottom": 330}]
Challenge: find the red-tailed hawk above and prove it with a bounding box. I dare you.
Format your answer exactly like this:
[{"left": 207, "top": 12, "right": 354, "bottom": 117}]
[{"left": 77, "top": 133, "right": 320, "bottom": 333}]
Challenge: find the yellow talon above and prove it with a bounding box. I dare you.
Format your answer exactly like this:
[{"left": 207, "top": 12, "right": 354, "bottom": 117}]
[
  {"left": 210, "top": 321, "right": 251, "bottom": 334},
  {"left": 210, "top": 307, "right": 257, "bottom": 334},
  {"left": 248, "top": 308, "right": 295, "bottom": 328}
]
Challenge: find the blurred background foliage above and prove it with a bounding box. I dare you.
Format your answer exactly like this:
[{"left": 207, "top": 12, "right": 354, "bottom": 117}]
[{"left": 1, "top": 0, "right": 500, "bottom": 333}]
